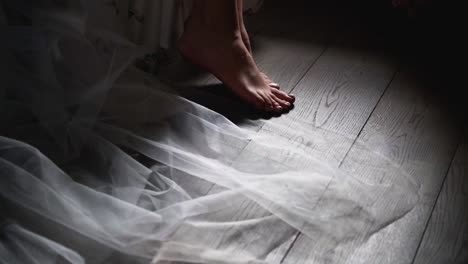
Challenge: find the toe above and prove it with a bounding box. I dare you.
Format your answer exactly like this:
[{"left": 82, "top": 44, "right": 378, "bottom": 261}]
[
  {"left": 272, "top": 89, "right": 295, "bottom": 103},
  {"left": 272, "top": 94, "right": 292, "bottom": 110},
  {"left": 269, "top": 82, "right": 281, "bottom": 89},
  {"left": 272, "top": 101, "right": 283, "bottom": 112},
  {"left": 258, "top": 92, "right": 275, "bottom": 111}
]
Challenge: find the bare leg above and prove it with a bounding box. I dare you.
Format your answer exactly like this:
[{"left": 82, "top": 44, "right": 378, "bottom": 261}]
[
  {"left": 178, "top": 0, "right": 294, "bottom": 112},
  {"left": 236, "top": 0, "right": 252, "bottom": 53},
  {"left": 236, "top": 0, "right": 280, "bottom": 89}
]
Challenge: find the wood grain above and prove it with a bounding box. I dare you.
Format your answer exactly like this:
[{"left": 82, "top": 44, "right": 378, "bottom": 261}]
[
  {"left": 413, "top": 137, "right": 468, "bottom": 264},
  {"left": 171, "top": 7, "right": 400, "bottom": 264},
  {"left": 282, "top": 68, "right": 461, "bottom": 264},
  {"left": 157, "top": 0, "right": 337, "bottom": 199}
]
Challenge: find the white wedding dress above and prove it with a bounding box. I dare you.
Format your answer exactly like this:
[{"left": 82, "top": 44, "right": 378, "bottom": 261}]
[{"left": 0, "top": 1, "right": 419, "bottom": 263}]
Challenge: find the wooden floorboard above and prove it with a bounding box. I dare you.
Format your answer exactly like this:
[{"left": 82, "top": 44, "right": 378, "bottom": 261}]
[
  {"left": 158, "top": 1, "right": 463, "bottom": 263},
  {"left": 177, "top": 2, "right": 400, "bottom": 262},
  {"left": 164, "top": 2, "right": 336, "bottom": 251},
  {"left": 412, "top": 135, "right": 468, "bottom": 264},
  {"left": 171, "top": 1, "right": 342, "bottom": 126},
  {"left": 281, "top": 66, "right": 462, "bottom": 264},
  {"left": 158, "top": 0, "right": 339, "bottom": 200}
]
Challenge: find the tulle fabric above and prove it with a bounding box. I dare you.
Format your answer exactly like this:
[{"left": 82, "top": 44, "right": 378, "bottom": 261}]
[{"left": 0, "top": 1, "right": 420, "bottom": 263}]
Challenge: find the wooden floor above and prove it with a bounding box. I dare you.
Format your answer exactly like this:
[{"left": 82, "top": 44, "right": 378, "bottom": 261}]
[{"left": 159, "top": 1, "right": 467, "bottom": 263}]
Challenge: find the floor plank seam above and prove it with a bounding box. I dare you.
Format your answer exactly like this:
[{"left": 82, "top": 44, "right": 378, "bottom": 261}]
[
  {"left": 338, "top": 66, "right": 400, "bottom": 168},
  {"left": 201, "top": 139, "right": 253, "bottom": 196},
  {"left": 287, "top": 46, "right": 329, "bottom": 95},
  {"left": 280, "top": 64, "right": 400, "bottom": 264},
  {"left": 202, "top": 36, "right": 330, "bottom": 197},
  {"left": 410, "top": 137, "right": 463, "bottom": 264},
  {"left": 271, "top": 46, "right": 333, "bottom": 264},
  {"left": 279, "top": 232, "right": 301, "bottom": 264}
]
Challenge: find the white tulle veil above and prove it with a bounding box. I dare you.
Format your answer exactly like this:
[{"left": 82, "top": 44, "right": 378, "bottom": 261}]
[{"left": 0, "top": 1, "right": 419, "bottom": 263}]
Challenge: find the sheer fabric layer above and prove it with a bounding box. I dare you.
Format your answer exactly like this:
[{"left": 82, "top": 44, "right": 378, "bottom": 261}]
[{"left": 0, "top": 1, "right": 419, "bottom": 263}]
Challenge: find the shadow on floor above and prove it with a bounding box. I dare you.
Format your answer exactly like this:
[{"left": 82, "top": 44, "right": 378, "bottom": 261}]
[{"left": 175, "top": 83, "right": 293, "bottom": 125}]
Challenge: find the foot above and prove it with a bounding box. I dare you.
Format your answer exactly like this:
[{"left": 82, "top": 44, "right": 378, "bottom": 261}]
[
  {"left": 240, "top": 26, "right": 280, "bottom": 89},
  {"left": 178, "top": 20, "right": 294, "bottom": 112}
]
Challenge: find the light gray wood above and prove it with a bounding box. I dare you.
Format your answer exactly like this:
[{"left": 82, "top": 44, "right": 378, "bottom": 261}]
[
  {"left": 157, "top": 1, "right": 337, "bottom": 199},
  {"left": 282, "top": 68, "right": 461, "bottom": 264},
  {"left": 413, "top": 137, "right": 468, "bottom": 264},
  {"left": 148, "top": 2, "right": 464, "bottom": 263},
  {"left": 160, "top": 2, "right": 407, "bottom": 262},
  {"left": 173, "top": 15, "right": 400, "bottom": 264},
  {"left": 170, "top": 0, "right": 344, "bottom": 125}
]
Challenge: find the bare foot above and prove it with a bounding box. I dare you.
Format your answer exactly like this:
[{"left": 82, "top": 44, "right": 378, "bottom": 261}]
[
  {"left": 240, "top": 26, "right": 280, "bottom": 89},
  {"left": 178, "top": 18, "right": 294, "bottom": 112}
]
